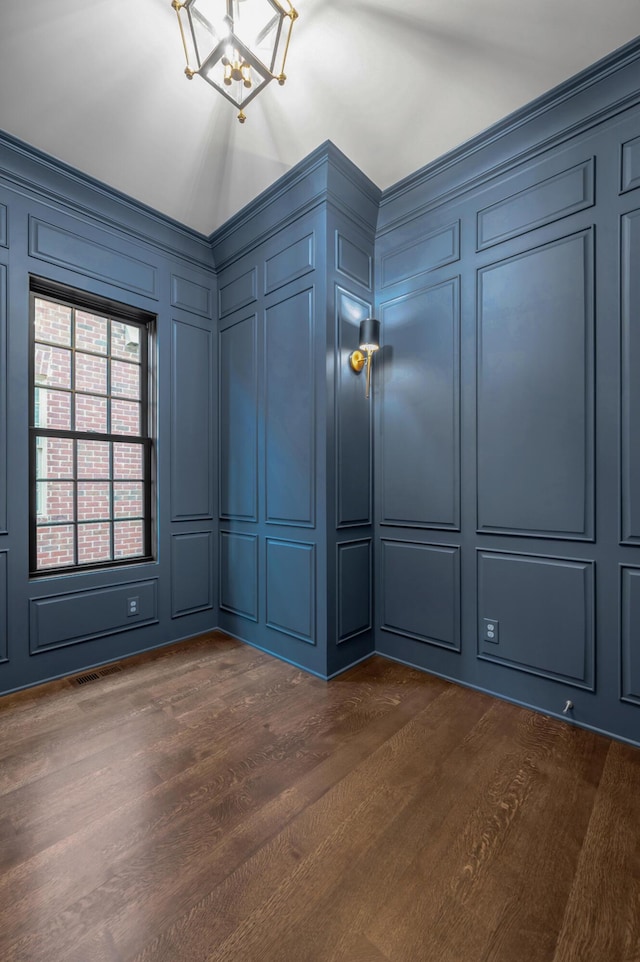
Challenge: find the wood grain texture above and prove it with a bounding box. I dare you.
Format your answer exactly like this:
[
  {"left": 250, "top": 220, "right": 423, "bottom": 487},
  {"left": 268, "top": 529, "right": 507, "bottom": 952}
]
[{"left": 0, "top": 632, "right": 637, "bottom": 962}]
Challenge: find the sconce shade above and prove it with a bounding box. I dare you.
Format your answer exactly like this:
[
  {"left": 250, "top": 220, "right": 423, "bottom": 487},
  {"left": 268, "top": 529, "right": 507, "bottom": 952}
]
[{"left": 359, "top": 317, "right": 380, "bottom": 352}]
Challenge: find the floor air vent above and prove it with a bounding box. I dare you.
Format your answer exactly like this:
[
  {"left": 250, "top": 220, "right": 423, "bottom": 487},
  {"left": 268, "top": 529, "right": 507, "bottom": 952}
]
[
  {"left": 72, "top": 664, "right": 124, "bottom": 687},
  {"left": 73, "top": 672, "right": 102, "bottom": 686}
]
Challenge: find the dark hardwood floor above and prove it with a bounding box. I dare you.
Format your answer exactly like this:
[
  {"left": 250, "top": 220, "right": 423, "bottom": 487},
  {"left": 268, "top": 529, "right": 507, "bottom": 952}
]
[{"left": 1, "top": 632, "right": 639, "bottom": 962}]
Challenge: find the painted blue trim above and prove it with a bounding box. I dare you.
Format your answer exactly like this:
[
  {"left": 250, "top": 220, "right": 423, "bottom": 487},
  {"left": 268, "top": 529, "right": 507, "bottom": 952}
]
[
  {"left": 380, "top": 36, "right": 640, "bottom": 215},
  {"left": 214, "top": 627, "right": 330, "bottom": 680},
  {"left": 0, "top": 129, "right": 214, "bottom": 271}
]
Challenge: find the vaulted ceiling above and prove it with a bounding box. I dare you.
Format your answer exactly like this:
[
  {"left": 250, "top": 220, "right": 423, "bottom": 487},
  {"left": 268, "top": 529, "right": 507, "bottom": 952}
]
[{"left": 0, "top": 1, "right": 638, "bottom": 235}]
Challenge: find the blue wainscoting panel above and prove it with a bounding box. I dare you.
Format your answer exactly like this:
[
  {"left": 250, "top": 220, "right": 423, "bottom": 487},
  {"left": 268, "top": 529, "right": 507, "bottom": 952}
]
[
  {"left": 0, "top": 203, "right": 7, "bottom": 248},
  {"left": 265, "top": 288, "right": 315, "bottom": 526},
  {"left": 0, "top": 264, "right": 6, "bottom": 534},
  {"left": 477, "top": 230, "right": 593, "bottom": 539},
  {"left": 219, "top": 267, "right": 257, "bottom": 318},
  {"left": 30, "top": 579, "right": 158, "bottom": 653},
  {"left": 219, "top": 531, "right": 258, "bottom": 621},
  {"left": 621, "top": 566, "right": 640, "bottom": 705},
  {"left": 621, "top": 209, "right": 640, "bottom": 543},
  {"left": 0, "top": 551, "right": 6, "bottom": 662},
  {"left": 477, "top": 159, "right": 594, "bottom": 250},
  {"left": 171, "top": 274, "right": 212, "bottom": 319},
  {"left": 264, "top": 232, "right": 314, "bottom": 295},
  {"left": 621, "top": 136, "right": 640, "bottom": 194},
  {"left": 336, "top": 232, "right": 372, "bottom": 289},
  {"left": 380, "top": 278, "right": 460, "bottom": 529},
  {"left": 336, "top": 288, "right": 372, "bottom": 527},
  {"left": 28, "top": 216, "right": 157, "bottom": 298},
  {"left": 381, "top": 540, "right": 461, "bottom": 651},
  {"left": 171, "top": 319, "right": 213, "bottom": 520},
  {"left": 337, "top": 540, "right": 371, "bottom": 643},
  {"left": 171, "top": 532, "right": 213, "bottom": 618},
  {"left": 477, "top": 551, "right": 594, "bottom": 689},
  {"left": 219, "top": 315, "right": 258, "bottom": 521},
  {"left": 380, "top": 221, "right": 459, "bottom": 289},
  {"left": 266, "top": 539, "right": 315, "bottom": 644}
]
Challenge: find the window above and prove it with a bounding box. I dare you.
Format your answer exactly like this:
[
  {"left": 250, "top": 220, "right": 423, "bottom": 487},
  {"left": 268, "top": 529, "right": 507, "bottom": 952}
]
[{"left": 29, "top": 281, "right": 154, "bottom": 575}]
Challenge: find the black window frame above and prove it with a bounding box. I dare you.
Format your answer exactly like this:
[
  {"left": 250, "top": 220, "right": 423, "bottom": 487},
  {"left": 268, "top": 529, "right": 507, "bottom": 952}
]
[{"left": 29, "top": 277, "right": 156, "bottom": 577}]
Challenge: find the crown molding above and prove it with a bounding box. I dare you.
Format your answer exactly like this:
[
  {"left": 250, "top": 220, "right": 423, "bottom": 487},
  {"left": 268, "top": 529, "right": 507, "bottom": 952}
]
[{"left": 0, "top": 130, "right": 215, "bottom": 272}]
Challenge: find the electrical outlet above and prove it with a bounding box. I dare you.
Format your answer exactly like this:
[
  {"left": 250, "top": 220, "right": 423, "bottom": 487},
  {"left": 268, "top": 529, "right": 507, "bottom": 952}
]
[
  {"left": 127, "top": 596, "right": 139, "bottom": 617},
  {"left": 483, "top": 617, "right": 499, "bottom": 644}
]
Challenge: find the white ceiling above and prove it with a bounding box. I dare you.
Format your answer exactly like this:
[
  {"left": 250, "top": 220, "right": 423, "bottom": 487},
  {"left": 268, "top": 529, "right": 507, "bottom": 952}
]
[{"left": 0, "top": 1, "right": 638, "bottom": 236}]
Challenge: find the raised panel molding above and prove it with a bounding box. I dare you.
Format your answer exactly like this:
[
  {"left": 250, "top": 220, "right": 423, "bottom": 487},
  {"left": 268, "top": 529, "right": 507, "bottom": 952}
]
[
  {"left": 336, "top": 232, "right": 372, "bottom": 289},
  {"left": 380, "top": 278, "right": 460, "bottom": 529},
  {"left": 171, "top": 274, "right": 212, "bottom": 319},
  {"left": 337, "top": 540, "right": 371, "bottom": 644},
  {"left": 477, "top": 230, "right": 594, "bottom": 539},
  {"left": 28, "top": 217, "right": 158, "bottom": 298},
  {"left": 621, "top": 565, "right": 640, "bottom": 705},
  {"left": 29, "top": 579, "right": 158, "bottom": 654},
  {"left": 477, "top": 550, "right": 594, "bottom": 689},
  {"left": 266, "top": 539, "right": 315, "bottom": 644},
  {"left": 0, "top": 265, "right": 6, "bottom": 534},
  {"left": 0, "top": 551, "right": 7, "bottom": 662},
  {"left": 265, "top": 288, "right": 315, "bottom": 526},
  {"left": 219, "top": 315, "right": 258, "bottom": 521},
  {"left": 171, "top": 532, "right": 213, "bottom": 618},
  {"left": 336, "top": 288, "right": 372, "bottom": 527},
  {"left": 477, "top": 158, "right": 594, "bottom": 250},
  {"left": 621, "top": 136, "right": 640, "bottom": 194},
  {"left": 219, "top": 267, "right": 257, "bottom": 318},
  {"left": 381, "top": 540, "right": 461, "bottom": 651},
  {"left": 171, "top": 319, "right": 213, "bottom": 521},
  {"left": 264, "top": 233, "right": 315, "bottom": 295},
  {"left": 219, "top": 531, "right": 258, "bottom": 622},
  {"left": 0, "top": 203, "right": 7, "bottom": 248},
  {"left": 621, "top": 210, "right": 640, "bottom": 543},
  {"left": 380, "top": 221, "right": 459, "bottom": 289}
]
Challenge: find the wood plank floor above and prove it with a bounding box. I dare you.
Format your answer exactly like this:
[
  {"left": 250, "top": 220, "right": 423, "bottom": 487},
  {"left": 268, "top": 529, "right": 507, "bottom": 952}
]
[{"left": 1, "top": 633, "right": 639, "bottom": 962}]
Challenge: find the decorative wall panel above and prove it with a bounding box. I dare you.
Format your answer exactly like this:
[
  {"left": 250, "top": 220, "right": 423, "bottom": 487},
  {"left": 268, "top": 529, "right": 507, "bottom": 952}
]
[
  {"left": 621, "top": 136, "right": 640, "bottom": 194},
  {"left": 219, "top": 266, "right": 257, "bottom": 318},
  {"left": 0, "top": 203, "right": 7, "bottom": 248},
  {"left": 171, "top": 532, "right": 213, "bottom": 618},
  {"left": 477, "top": 550, "right": 594, "bottom": 688},
  {"left": 380, "top": 221, "right": 459, "bottom": 288},
  {"left": 336, "top": 232, "right": 372, "bottom": 289},
  {"left": 171, "top": 320, "right": 213, "bottom": 520},
  {"left": 621, "top": 565, "right": 640, "bottom": 704},
  {"left": 476, "top": 159, "right": 594, "bottom": 250},
  {"left": 28, "top": 217, "right": 157, "bottom": 297},
  {"left": 477, "top": 230, "right": 593, "bottom": 539},
  {"left": 30, "top": 579, "right": 158, "bottom": 653},
  {"left": 0, "top": 265, "right": 6, "bottom": 534},
  {"left": 265, "top": 233, "right": 314, "bottom": 295},
  {"left": 171, "top": 273, "right": 212, "bottom": 318},
  {"left": 219, "top": 531, "right": 258, "bottom": 621},
  {"left": 621, "top": 209, "right": 640, "bottom": 543},
  {"left": 381, "top": 540, "right": 460, "bottom": 650},
  {"left": 380, "top": 278, "right": 460, "bottom": 528},
  {"left": 337, "top": 540, "right": 371, "bottom": 643},
  {"left": 266, "top": 539, "right": 315, "bottom": 644},
  {"left": 219, "top": 315, "right": 258, "bottom": 521},
  {"left": 0, "top": 551, "right": 6, "bottom": 662},
  {"left": 336, "top": 288, "right": 372, "bottom": 527},
  {"left": 265, "top": 288, "right": 315, "bottom": 526}
]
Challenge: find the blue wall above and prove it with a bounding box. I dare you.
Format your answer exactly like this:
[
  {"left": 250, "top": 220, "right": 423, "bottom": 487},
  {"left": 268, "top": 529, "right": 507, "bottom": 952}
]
[
  {"left": 1, "top": 38, "right": 640, "bottom": 746},
  {"left": 374, "top": 39, "right": 640, "bottom": 745},
  {"left": 0, "top": 135, "right": 218, "bottom": 695}
]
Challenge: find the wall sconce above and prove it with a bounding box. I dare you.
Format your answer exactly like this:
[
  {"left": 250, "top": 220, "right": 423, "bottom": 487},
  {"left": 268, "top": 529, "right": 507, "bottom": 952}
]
[{"left": 349, "top": 317, "right": 380, "bottom": 399}]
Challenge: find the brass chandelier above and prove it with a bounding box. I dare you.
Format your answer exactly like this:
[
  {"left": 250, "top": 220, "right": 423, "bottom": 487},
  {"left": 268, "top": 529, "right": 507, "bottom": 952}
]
[{"left": 172, "top": 0, "right": 298, "bottom": 123}]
